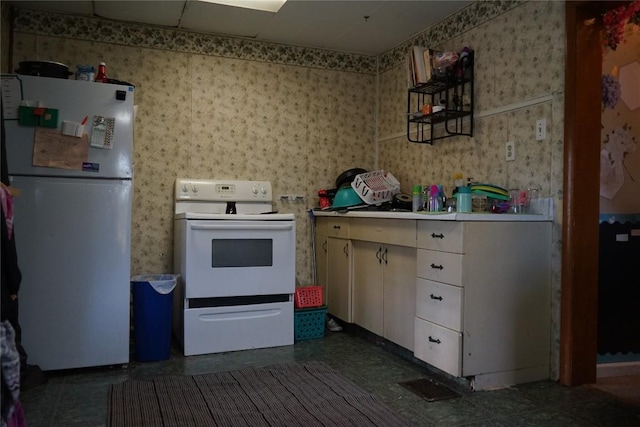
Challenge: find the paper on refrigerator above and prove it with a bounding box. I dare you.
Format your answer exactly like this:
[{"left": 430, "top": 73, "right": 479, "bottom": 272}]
[{"left": 32, "top": 127, "right": 88, "bottom": 170}]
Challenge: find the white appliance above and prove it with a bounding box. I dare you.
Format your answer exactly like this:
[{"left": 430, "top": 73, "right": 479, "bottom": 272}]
[
  {"left": 173, "top": 178, "right": 295, "bottom": 356},
  {"left": 2, "top": 74, "right": 134, "bottom": 370}
]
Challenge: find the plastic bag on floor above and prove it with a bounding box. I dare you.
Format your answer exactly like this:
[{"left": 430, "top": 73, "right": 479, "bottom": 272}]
[{"left": 130, "top": 274, "right": 178, "bottom": 294}]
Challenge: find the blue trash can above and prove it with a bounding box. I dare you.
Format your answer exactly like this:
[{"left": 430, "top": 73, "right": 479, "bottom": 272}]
[{"left": 131, "top": 274, "right": 178, "bottom": 362}]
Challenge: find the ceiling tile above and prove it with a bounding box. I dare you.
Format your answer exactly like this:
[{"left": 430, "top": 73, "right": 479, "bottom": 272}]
[
  {"left": 180, "top": 1, "right": 274, "bottom": 38},
  {"left": 9, "top": 0, "right": 94, "bottom": 15},
  {"left": 258, "top": 0, "right": 384, "bottom": 51},
  {"left": 333, "top": 1, "right": 472, "bottom": 54},
  {"left": 94, "top": 0, "right": 186, "bottom": 27}
]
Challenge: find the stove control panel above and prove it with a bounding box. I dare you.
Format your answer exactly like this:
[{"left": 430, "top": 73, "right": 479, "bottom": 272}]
[{"left": 175, "top": 179, "right": 272, "bottom": 202}]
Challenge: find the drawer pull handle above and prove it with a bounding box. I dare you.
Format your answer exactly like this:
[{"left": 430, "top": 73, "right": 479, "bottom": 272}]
[
  {"left": 430, "top": 294, "right": 443, "bottom": 301},
  {"left": 430, "top": 263, "right": 444, "bottom": 270},
  {"left": 376, "top": 247, "right": 382, "bottom": 264},
  {"left": 428, "top": 336, "right": 441, "bottom": 344},
  {"left": 431, "top": 233, "right": 444, "bottom": 239},
  {"left": 333, "top": 225, "right": 341, "bottom": 229}
]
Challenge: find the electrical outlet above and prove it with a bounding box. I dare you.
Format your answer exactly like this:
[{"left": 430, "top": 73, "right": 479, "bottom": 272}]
[
  {"left": 505, "top": 141, "right": 515, "bottom": 161},
  {"left": 536, "top": 119, "right": 546, "bottom": 140}
]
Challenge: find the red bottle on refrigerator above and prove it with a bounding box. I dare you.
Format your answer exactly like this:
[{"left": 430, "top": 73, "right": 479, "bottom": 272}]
[{"left": 95, "top": 62, "right": 107, "bottom": 83}]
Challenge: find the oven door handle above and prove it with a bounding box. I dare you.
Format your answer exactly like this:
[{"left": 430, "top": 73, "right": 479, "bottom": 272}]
[{"left": 189, "top": 223, "right": 294, "bottom": 231}]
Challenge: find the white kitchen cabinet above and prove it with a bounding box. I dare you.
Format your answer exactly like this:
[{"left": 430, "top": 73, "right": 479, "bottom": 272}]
[
  {"left": 317, "top": 217, "right": 352, "bottom": 323},
  {"left": 314, "top": 217, "right": 328, "bottom": 302},
  {"left": 382, "top": 244, "right": 416, "bottom": 350},
  {"left": 327, "top": 237, "right": 351, "bottom": 322},
  {"left": 414, "top": 220, "right": 552, "bottom": 390},
  {"left": 350, "top": 218, "right": 416, "bottom": 350},
  {"left": 352, "top": 241, "right": 384, "bottom": 335}
]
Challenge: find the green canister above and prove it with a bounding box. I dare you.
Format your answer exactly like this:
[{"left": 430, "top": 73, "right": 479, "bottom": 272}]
[{"left": 412, "top": 184, "right": 423, "bottom": 212}]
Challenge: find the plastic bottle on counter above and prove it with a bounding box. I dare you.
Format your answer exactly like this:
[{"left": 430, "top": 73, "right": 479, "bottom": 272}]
[
  {"left": 412, "top": 185, "right": 423, "bottom": 212},
  {"left": 95, "top": 62, "right": 108, "bottom": 83},
  {"left": 457, "top": 186, "right": 472, "bottom": 213},
  {"left": 437, "top": 184, "right": 446, "bottom": 210},
  {"left": 422, "top": 185, "right": 429, "bottom": 210},
  {"left": 428, "top": 185, "right": 441, "bottom": 212}
]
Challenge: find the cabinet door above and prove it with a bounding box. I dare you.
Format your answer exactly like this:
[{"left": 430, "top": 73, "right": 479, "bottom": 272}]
[
  {"left": 314, "top": 233, "right": 328, "bottom": 302},
  {"left": 327, "top": 237, "right": 352, "bottom": 322},
  {"left": 352, "top": 241, "right": 384, "bottom": 336},
  {"left": 383, "top": 245, "right": 417, "bottom": 351},
  {"left": 461, "top": 222, "right": 552, "bottom": 377}
]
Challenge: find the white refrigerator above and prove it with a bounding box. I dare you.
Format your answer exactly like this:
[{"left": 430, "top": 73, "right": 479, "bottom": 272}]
[{"left": 2, "top": 75, "right": 134, "bottom": 371}]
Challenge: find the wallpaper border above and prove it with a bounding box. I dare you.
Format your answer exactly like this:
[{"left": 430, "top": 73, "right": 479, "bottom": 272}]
[
  {"left": 11, "top": 7, "right": 377, "bottom": 74},
  {"left": 379, "top": 0, "right": 522, "bottom": 72},
  {"left": 11, "top": 0, "right": 521, "bottom": 75}
]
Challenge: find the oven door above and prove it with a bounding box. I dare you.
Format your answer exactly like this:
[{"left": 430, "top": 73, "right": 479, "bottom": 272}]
[{"left": 183, "top": 219, "right": 295, "bottom": 298}]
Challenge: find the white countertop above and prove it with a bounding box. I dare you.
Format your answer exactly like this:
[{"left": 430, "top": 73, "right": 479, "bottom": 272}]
[{"left": 312, "top": 209, "right": 551, "bottom": 222}]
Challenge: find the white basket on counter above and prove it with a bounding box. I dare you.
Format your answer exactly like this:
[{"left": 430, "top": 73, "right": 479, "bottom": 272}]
[{"left": 351, "top": 170, "right": 400, "bottom": 204}]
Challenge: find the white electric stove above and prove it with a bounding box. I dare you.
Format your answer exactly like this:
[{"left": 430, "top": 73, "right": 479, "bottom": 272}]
[{"left": 173, "top": 178, "right": 296, "bottom": 356}]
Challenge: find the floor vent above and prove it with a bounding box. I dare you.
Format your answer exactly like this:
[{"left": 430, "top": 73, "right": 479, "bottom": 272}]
[{"left": 399, "top": 378, "right": 461, "bottom": 402}]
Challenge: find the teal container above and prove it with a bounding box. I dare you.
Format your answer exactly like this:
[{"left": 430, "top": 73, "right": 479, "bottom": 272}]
[
  {"left": 294, "top": 306, "right": 327, "bottom": 341},
  {"left": 457, "top": 186, "right": 472, "bottom": 213}
]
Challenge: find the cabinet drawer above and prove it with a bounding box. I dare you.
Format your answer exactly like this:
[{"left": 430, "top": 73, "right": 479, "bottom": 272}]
[
  {"left": 417, "top": 249, "right": 463, "bottom": 286},
  {"left": 325, "top": 217, "right": 349, "bottom": 238},
  {"left": 315, "top": 217, "right": 328, "bottom": 236},
  {"left": 349, "top": 218, "right": 416, "bottom": 247},
  {"left": 417, "top": 221, "right": 463, "bottom": 253},
  {"left": 414, "top": 317, "right": 462, "bottom": 377},
  {"left": 416, "top": 278, "right": 463, "bottom": 331}
]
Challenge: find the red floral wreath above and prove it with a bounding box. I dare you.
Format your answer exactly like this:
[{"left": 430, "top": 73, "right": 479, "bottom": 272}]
[{"left": 603, "top": 0, "right": 640, "bottom": 51}]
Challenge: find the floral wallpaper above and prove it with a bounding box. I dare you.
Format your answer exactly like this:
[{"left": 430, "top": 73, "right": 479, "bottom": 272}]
[
  {"left": 600, "top": 21, "right": 640, "bottom": 217},
  {"left": 5, "top": 8, "right": 378, "bottom": 286},
  {"left": 4, "top": 1, "right": 566, "bottom": 379}
]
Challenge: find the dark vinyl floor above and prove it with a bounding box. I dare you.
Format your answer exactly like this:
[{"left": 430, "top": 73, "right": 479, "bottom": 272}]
[{"left": 20, "top": 329, "right": 640, "bottom": 427}]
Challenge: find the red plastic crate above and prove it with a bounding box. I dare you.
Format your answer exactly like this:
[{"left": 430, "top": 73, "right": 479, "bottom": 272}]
[{"left": 294, "top": 286, "right": 324, "bottom": 309}]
